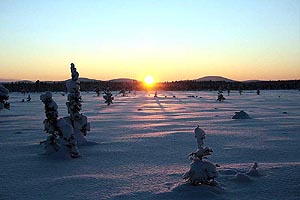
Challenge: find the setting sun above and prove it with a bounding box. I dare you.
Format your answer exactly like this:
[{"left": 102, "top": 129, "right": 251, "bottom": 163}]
[{"left": 144, "top": 75, "right": 155, "bottom": 86}]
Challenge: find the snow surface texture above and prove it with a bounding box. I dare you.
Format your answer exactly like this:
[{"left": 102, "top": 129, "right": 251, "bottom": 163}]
[{"left": 1, "top": 90, "right": 300, "bottom": 200}]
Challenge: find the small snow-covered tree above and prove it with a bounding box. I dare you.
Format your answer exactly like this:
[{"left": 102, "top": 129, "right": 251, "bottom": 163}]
[
  {"left": 256, "top": 89, "right": 260, "bottom": 95},
  {"left": 183, "top": 126, "right": 218, "bottom": 186},
  {"left": 103, "top": 88, "right": 113, "bottom": 105},
  {"left": 0, "top": 83, "right": 10, "bottom": 110},
  {"left": 217, "top": 92, "right": 225, "bottom": 102},
  {"left": 65, "top": 63, "right": 90, "bottom": 145},
  {"left": 95, "top": 88, "right": 100, "bottom": 97}
]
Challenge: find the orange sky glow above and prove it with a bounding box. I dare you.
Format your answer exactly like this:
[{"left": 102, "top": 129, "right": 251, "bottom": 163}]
[{"left": 0, "top": 1, "right": 299, "bottom": 82}]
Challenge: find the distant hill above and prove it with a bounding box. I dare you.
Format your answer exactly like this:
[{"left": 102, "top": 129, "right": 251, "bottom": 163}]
[
  {"left": 109, "top": 78, "right": 137, "bottom": 82},
  {"left": 78, "top": 77, "right": 99, "bottom": 82},
  {"left": 195, "top": 76, "right": 236, "bottom": 82},
  {"left": 17, "top": 80, "right": 34, "bottom": 83},
  {"left": 0, "top": 78, "right": 19, "bottom": 83}
]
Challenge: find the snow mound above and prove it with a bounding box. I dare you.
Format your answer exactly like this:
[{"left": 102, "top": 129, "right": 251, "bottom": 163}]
[
  {"left": 183, "top": 160, "right": 217, "bottom": 185},
  {"left": 234, "top": 172, "right": 252, "bottom": 182},
  {"left": 232, "top": 110, "right": 251, "bottom": 119}
]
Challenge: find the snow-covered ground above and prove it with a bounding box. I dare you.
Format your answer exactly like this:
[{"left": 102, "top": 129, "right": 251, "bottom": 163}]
[{"left": 1, "top": 90, "right": 300, "bottom": 200}]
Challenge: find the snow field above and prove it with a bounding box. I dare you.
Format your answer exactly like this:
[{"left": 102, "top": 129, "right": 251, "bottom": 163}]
[{"left": 1, "top": 90, "right": 300, "bottom": 200}]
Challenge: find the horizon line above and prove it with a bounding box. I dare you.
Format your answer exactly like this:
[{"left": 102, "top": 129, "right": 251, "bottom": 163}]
[{"left": 1, "top": 76, "right": 300, "bottom": 83}]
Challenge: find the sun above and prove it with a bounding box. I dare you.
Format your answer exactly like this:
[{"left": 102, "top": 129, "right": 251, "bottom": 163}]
[{"left": 144, "top": 75, "right": 155, "bottom": 86}]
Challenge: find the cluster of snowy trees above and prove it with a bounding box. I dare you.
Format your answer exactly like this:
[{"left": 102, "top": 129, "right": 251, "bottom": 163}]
[{"left": 40, "top": 64, "right": 90, "bottom": 159}]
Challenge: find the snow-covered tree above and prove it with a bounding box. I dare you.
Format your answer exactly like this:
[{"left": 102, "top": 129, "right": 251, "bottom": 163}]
[
  {"left": 217, "top": 92, "right": 225, "bottom": 102},
  {"left": 95, "top": 87, "right": 100, "bottom": 97},
  {"left": 257, "top": 89, "right": 260, "bottom": 95},
  {"left": 65, "top": 63, "right": 90, "bottom": 145},
  {"left": 103, "top": 88, "right": 113, "bottom": 105},
  {"left": 40, "top": 92, "right": 80, "bottom": 158},
  {"left": 0, "top": 83, "right": 10, "bottom": 109},
  {"left": 183, "top": 126, "right": 218, "bottom": 186}
]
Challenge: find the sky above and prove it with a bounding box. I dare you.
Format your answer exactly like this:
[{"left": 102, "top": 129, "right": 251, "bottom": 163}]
[{"left": 0, "top": 0, "right": 300, "bottom": 82}]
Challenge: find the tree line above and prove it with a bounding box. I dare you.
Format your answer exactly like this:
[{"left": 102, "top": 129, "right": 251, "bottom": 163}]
[{"left": 2, "top": 79, "right": 300, "bottom": 93}]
